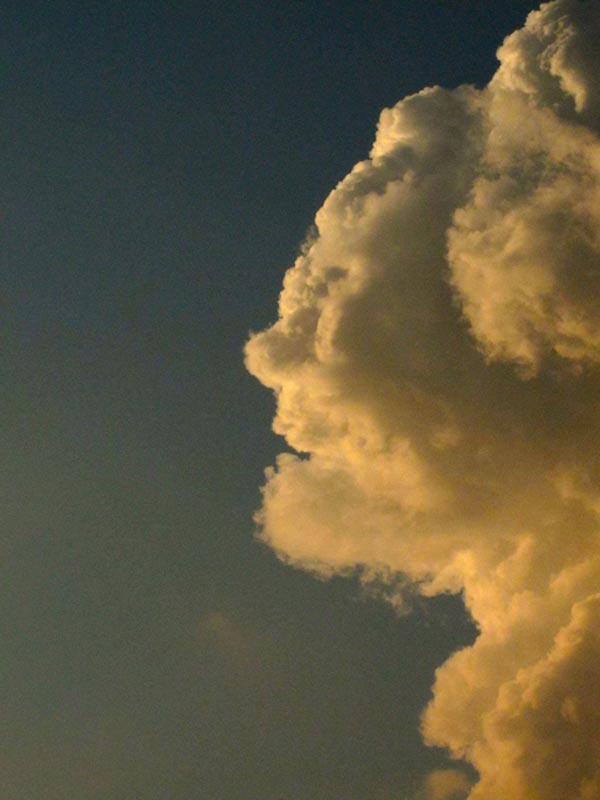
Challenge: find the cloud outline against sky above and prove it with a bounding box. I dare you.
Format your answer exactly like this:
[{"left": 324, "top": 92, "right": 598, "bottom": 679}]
[{"left": 246, "top": 2, "right": 600, "bottom": 797}]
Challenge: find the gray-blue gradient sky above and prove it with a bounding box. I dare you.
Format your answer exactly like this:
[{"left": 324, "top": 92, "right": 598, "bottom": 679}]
[{"left": 2, "top": 2, "right": 552, "bottom": 798}]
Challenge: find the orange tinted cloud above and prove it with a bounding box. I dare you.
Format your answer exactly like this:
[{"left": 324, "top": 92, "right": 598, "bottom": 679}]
[{"left": 246, "top": 1, "right": 600, "bottom": 797}]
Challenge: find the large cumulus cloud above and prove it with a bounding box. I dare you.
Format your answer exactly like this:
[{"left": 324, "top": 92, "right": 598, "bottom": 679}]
[{"left": 245, "top": 2, "right": 600, "bottom": 797}]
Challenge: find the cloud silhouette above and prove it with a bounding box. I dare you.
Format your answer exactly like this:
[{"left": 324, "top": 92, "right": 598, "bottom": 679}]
[{"left": 246, "top": 2, "right": 600, "bottom": 796}]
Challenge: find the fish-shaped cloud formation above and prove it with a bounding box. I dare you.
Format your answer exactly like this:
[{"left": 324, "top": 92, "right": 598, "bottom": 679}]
[{"left": 245, "top": 1, "right": 600, "bottom": 797}]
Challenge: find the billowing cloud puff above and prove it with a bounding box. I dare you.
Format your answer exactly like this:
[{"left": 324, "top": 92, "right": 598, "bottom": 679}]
[
  {"left": 245, "top": 2, "right": 600, "bottom": 798},
  {"left": 450, "top": 0, "right": 600, "bottom": 374}
]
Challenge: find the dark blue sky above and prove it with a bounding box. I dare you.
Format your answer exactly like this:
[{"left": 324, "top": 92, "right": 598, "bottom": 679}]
[{"left": 1, "top": 2, "right": 536, "bottom": 798}]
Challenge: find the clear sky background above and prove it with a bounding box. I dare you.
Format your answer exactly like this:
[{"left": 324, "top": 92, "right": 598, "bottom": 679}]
[{"left": 2, "top": 2, "right": 538, "bottom": 798}]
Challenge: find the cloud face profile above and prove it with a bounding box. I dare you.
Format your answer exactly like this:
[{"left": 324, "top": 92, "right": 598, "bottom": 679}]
[{"left": 245, "top": 2, "right": 600, "bottom": 798}]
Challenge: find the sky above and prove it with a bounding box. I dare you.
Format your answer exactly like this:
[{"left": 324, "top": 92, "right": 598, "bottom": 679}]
[{"left": 2, "top": 1, "right": 596, "bottom": 799}]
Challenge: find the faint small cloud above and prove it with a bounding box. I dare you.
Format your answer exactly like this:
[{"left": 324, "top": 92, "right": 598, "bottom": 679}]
[
  {"left": 200, "top": 610, "right": 249, "bottom": 650},
  {"left": 202, "top": 610, "right": 244, "bottom": 644},
  {"left": 197, "top": 609, "right": 266, "bottom": 673},
  {"left": 424, "top": 769, "right": 471, "bottom": 800}
]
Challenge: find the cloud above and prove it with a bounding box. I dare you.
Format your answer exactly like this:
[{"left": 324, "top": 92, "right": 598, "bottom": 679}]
[
  {"left": 198, "top": 609, "right": 267, "bottom": 664},
  {"left": 425, "top": 769, "right": 471, "bottom": 800},
  {"left": 246, "top": 1, "right": 600, "bottom": 797}
]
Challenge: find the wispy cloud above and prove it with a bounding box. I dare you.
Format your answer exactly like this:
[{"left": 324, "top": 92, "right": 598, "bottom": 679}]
[
  {"left": 246, "top": 1, "right": 600, "bottom": 797},
  {"left": 424, "top": 769, "right": 471, "bottom": 800}
]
